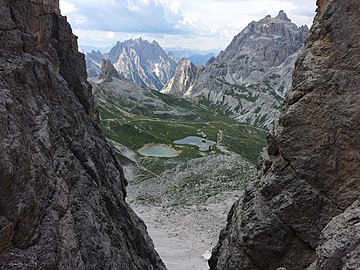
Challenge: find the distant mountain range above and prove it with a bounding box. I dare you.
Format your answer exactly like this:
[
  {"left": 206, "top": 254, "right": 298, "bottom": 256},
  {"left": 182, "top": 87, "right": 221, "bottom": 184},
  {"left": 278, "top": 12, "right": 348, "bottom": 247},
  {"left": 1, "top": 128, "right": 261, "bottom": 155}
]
[
  {"left": 85, "top": 50, "right": 103, "bottom": 77},
  {"left": 85, "top": 11, "right": 308, "bottom": 129},
  {"left": 85, "top": 41, "right": 218, "bottom": 90},
  {"left": 164, "top": 48, "right": 218, "bottom": 65},
  {"left": 80, "top": 45, "right": 113, "bottom": 54},
  {"left": 86, "top": 38, "right": 177, "bottom": 91},
  {"left": 163, "top": 10, "right": 309, "bottom": 129}
]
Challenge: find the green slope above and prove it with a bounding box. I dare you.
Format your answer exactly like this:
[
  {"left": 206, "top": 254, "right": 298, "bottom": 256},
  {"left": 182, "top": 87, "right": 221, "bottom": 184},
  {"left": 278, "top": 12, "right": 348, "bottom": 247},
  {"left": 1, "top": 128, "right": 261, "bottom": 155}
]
[{"left": 92, "top": 78, "right": 267, "bottom": 181}]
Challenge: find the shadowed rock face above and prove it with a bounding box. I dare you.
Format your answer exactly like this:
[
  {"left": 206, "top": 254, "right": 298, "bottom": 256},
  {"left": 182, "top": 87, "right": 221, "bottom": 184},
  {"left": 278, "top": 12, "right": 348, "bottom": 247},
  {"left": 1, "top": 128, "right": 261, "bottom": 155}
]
[
  {"left": 209, "top": 1, "right": 360, "bottom": 269},
  {"left": 0, "top": 1, "right": 166, "bottom": 269}
]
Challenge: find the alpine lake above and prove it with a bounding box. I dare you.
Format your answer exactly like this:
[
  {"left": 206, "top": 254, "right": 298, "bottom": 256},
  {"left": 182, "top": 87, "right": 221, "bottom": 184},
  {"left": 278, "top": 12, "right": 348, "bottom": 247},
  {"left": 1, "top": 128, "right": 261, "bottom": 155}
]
[{"left": 138, "top": 136, "right": 216, "bottom": 157}]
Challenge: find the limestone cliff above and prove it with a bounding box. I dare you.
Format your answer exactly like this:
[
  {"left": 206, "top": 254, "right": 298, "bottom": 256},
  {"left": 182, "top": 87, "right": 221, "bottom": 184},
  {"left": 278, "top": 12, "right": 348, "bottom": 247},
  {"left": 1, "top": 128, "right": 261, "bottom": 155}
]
[
  {"left": 0, "top": 0, "right": 166, "bottom": 269},
  {"left": 87, "top": 38, "right": 177, "bottom": 91},
  {"left": 86, "top": 50, "right": 104, "bottom": 78},
  {"left": 98, "top": 59, "right": 123, "bottom": 82},
  {"left": 161, "top": 59, "right": 204, "bottom": 97},
  {"left": 209, "top": 1, "right": 360, "bottom": 269},
  {"left": 189, "top": 11, "right": 309, "bottom": 129}
]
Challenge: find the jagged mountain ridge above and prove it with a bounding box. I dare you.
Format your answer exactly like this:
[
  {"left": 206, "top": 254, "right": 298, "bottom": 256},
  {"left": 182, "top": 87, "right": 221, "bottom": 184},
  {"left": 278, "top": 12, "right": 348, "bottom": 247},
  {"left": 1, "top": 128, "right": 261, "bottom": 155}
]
[
  {"left": 86, "top": 38, "right": 177, "bottom": 91},
  {"left": 170, "top": 11, "right": 309, "bottom": 129},
  {"left": 0, "top": 1, "right": 165, "bottom": 269},
  {"left": 209, "top": 1, "right": 360, "bottom": 269},
  {"left": 165, "top": 48, "right": 217, "bottom": 65}
]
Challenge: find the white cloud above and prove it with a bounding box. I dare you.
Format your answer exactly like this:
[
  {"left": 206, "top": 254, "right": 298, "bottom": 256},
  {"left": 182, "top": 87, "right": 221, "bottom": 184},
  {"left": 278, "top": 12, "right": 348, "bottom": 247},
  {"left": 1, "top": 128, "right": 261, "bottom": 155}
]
[
  {"left": 106, "top": 32, "right": 116, "bottom": 39},
  {"left": 168, "top": 0, "right": 181, "bottom": 14},
  {"left": 126, "top": 0, "right": 142, "bottom": 12},
  {"left": 60, "top": 0, "right": 184, "bottom": 33},
  {"left": 60, "top": 0, "right": 77, "bottom": 13},
  {"left": 61, "top": 0, "right": 317, "bottom": 50}
]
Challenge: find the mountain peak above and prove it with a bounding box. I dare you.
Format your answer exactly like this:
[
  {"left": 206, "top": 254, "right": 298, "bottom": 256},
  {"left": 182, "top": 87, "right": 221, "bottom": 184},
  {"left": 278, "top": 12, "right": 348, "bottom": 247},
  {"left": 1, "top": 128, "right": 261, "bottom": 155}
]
[
  {"left": 275, "top": 10, "right": 291, "bottom": 22},
  {"left": 161, "top": 58, "right": 203, "bottom": 97},
  {"left": 94, "top": 38, "right": 177, "bottom": 90},
  {"left": 152, "top": 40, "right": 160, "bottom": 46},
  {"left": 208, "top": 0, "right": 360, "bottom": 269},
  {"left": 98, "top": 59, "right": 121, "bottom": 82}
]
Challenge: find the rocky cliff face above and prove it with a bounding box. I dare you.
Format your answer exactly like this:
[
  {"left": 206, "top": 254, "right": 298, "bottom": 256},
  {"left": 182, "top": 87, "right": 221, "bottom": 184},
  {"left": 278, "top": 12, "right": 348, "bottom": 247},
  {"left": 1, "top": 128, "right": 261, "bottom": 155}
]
[
  {"left": 0, "top": 1, "right": 166, "bottom": 269},
  {"left": 189, "top": 11, "right": 308, "bottom": 129},
  {"left": 209, "top": 1, "right": 360, "bottom": 269},
  {"left": 87, "top": 38, "right": 177, "bottom": 91},
  {"left": 161, "top": 59, "right": 204, "bottom": 97},
  {"left": 97, "top": 59, "right": 123, "bottom": 82}
]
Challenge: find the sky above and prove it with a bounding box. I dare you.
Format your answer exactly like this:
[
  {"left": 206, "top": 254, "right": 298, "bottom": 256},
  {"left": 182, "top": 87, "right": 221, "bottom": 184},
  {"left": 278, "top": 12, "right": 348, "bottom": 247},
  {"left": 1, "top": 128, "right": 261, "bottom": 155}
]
[{"left": 59, "top": 0, "right": 317, "bottom": 52}]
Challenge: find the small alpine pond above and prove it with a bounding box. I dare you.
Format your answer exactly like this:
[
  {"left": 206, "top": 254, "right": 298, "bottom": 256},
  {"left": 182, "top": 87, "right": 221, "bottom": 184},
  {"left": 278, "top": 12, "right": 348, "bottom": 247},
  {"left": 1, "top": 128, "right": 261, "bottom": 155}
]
[
  {"left": 138, "top": 144, "right": 180, "bottom": 157},
  {"left": 173, "top": 136, "right": 216, "bottom": 151}
]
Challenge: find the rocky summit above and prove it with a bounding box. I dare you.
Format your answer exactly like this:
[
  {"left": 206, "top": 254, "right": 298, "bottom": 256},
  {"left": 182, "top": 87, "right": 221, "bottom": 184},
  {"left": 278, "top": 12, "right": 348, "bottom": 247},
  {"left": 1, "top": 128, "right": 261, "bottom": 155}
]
[
  {"left": 86, "top": 38, "right": 177, "bottom": 91},
  {"left": 209, "top": 1, "right": 360, "bottom": 269},
  {"left": 0, "top": 1, "right": 165, "bottom": 269},
  {"left": 185, "top": 11, "right": 309, "bottom": 129},
  {"left": 97, "top": 59, "right": 123, "bottom": 82},
  {"left": 161, "top": 59, "right": 204, "bottom": 97}
]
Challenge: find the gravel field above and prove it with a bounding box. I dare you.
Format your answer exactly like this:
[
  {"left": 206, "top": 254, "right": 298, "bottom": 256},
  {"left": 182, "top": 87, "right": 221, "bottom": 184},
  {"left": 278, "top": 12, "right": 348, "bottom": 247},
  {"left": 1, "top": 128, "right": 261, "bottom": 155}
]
[{"left": 126, "top": 154, "right": 249, "bottom": 270}]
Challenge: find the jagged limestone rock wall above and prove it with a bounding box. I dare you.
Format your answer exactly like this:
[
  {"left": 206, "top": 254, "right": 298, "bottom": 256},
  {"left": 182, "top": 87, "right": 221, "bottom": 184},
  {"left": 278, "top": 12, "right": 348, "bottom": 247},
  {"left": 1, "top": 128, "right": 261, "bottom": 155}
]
[
  {"left": 161, "top": 59, "right": 204, "bottom": 97},
  {"left": 86, "top": 50, "right": 104, "bottom": 78},
  {"left": 209, "top": 0, "right": 360, "bottom": 269},
  {"left": 102, "top": 38, "right": 177, "bottom": 91},
  {"left": 0, "top": 1, "right": 166, "bottom": 269},
  {"left": 189, "top": 11, "right": 309, "bottom": 129},
  {"left": 98, "top": 59, "right": 123, "bottom": 82}
]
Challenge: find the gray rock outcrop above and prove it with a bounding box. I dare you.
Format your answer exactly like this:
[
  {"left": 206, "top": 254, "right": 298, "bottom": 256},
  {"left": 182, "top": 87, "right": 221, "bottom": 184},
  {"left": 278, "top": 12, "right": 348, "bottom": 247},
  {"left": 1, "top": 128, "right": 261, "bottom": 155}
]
[
  {"left": 209, "top": 1, "right": 360, "bottom": 269},
  {"left": 189, "top": 11, "right": 309, "bottom": 129},
  {"left": 0, "top": 0, "right": 166, "bottom": 269},
  {"left": 98, "top": 59, "right": 122, "bottom": 82},
  {"left": 161, "top": 59, "right": 204, "bottom": 97}
]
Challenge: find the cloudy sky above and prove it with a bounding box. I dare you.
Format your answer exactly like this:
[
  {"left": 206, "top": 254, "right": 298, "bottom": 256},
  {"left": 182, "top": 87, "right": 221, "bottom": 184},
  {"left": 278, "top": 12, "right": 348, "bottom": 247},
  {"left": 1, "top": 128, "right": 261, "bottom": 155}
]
[{"left": 60, "top": 0, "right": 317, "bottom": 52}]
